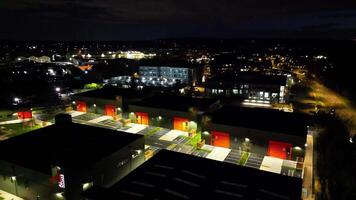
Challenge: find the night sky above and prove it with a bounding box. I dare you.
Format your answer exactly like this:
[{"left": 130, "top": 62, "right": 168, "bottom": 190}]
[{"left": 1, "top": 0, "right": 356, "bottom": 40}]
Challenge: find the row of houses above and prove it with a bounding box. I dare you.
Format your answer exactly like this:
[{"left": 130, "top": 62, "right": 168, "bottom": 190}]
[
  {"left": 72, "top": 86, "right": 309, "bottom": 160},
  {"left": 0, "top": 115, "right": 303, "bottom": 200},
  {"left": 0, "top": 86, "right": 307, "bottom": 200}
]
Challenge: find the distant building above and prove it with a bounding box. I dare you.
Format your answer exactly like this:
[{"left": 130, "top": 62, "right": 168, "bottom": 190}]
[
  {"left": 28, "top": 56, "right": 51, "bottom": 63},
  {"left": 203, "top": 105, "right": 309, "bottom": 160},
  {"left": 139, "top": 66, "right": 198, "bottom": 85},
  {"left": 72, "top": 86, "right": 154, "bottom": 116},
  {"left": 128, "top": 95, "right": 220, "bottom": 132},
  {"left": 0, "top": 114, "right": 144, "bottom": 200},
  {"left": 82, "top": 150, "right": 302, "bottom": 200},
  {"left": 204, "top": 72, "right": 288, "bottom": 103},
  {"left": 116, "top": 51, "right": 156, "bottom": 60}
]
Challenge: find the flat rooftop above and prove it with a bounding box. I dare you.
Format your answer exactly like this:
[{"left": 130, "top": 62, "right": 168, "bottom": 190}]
[
  {"left": 0, "top": 122, "right": 142, "bottom": 174},
  {"left": 207, "top": 72, "right": 287, "bottom": 86},
  {"left": 131, "top": 95, "right": 219, "bottom": 112},
  {"left": 83, "top": 150, "right": 302, "bottom": 200},
  {"left": 210, "top": 105, "right": 309, "bottom": 137},
  {"left": 74, "top": 86, "right": 152, "bottom": 100}
]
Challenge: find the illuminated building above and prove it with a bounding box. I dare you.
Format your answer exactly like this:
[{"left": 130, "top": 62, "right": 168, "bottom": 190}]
[
  {"left": 128, "top": 95, "right": 219, "bottom": 133},
  {"left": 116, "top": 51, "right": 156, "bottom": 60},
  {"left": 202, "top": 106, "right": 308, "bottom": 161},
  {"left": 72, "top": 86, "right": 153, "bottom": 117},
  {"left": 204, "top": 72, "right": 287, "bottom": 103},
  {"left": 139, "top": 66, "right": 198, "bottom": 85},
  {"left": 0, "top": 114, "right": 144, "bottom": 200},
  {"left": 28, "top": 56, "right": 51, "bottom": 63}
]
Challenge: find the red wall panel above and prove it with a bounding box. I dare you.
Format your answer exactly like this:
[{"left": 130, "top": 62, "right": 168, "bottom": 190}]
[
  {"left": 212, "top": 131, "right": 230, "bottom": 148},
  {"left": 105, "top": 104, "right": 116, "bottom": 117},
  {"left": 76, "top": 101, "right": 87, "bottom": 112},
  {"left": 136, "top": 112, "right": 149, "bottom": 125},
  {"left": 173, "top": 117, "right": 189, "bottom": 131},
  {"left": 267, "top": 140, "right": 292, "bottom": 160}
]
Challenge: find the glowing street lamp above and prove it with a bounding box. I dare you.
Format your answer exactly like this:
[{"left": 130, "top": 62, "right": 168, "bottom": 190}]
[
  {"left": 11, "top": 176, "right": 18, "bottom": 195},
  {"left": 14, "top": 97, "right": 20, "bottom": 103},
  {"left": 55, "top": 87, "right": 61, "bottom": 92}
]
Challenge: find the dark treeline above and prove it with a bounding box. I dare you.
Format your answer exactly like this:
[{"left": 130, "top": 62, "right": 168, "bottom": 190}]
[{"left": 315, "top": 114, "right": 356, "bottom": 200}]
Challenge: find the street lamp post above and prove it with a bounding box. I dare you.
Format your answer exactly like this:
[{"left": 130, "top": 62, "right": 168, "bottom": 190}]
[{"left": 11, "top": 176, "right": 18, "bottom": 196}]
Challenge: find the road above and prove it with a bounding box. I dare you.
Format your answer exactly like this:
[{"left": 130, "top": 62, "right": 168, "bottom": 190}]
[
  {"left": 310, "top": 80, "right": 356, "bottom": 136},
  {"left": 302, "top": 133, "right": 314, "bottom": 200}
]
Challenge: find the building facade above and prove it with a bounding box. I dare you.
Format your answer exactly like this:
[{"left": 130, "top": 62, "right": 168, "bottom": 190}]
[
  {"left": 0, "top": 115, "right": 145, "bottom": 200},
  {"left": 204, "top": 73, "right": 288, "bottom": 103}
]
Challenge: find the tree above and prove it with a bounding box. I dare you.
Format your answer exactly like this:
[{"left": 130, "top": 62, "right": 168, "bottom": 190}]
[{"left": 315, "top": 114, "right": 356, "bottom": 200}]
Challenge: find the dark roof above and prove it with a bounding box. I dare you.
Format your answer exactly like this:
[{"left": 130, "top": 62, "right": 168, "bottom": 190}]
[
  {"left": 0, "top": 122, "right": 142, "bottom": 174},
  {"left": 207, "top": 72, "right": 287, "bottom": 86},
  {"left": 131, "top": 95, "right": 219, "bottom": 112},
  {"left": 74, "top": 86, "right": 152, "bottom": 100},
  {"left": 210, "top": 105, "right": 309, "bottom": 137},
  {"left": 138, "top": 58, "right": 197, "bottom": 68},
  {"left": 83, "top": 150, "right": 302, "bottom": 200}
]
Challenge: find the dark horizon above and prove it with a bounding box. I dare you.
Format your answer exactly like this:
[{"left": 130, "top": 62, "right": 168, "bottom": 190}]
[
  {"left": 1, "top": 0, "right": 356, "bottom": 41},
  {"left": 0, "top": 37, "right": 355, "bottom": 43}
]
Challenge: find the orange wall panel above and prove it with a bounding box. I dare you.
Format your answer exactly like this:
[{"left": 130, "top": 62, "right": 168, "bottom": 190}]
[
  {"left": 267, "top": 140, "right": 292, "bottom": 160},
  {"left": 173, "top": 117, "right": 189, "bottom": 131},
  {"left": 136, "top": 112, "right": 149, "bottom": 125},
  {"left": 105, "top": 104, "right": 116, "bottom": 117},
  {"left": 76, "top": 101, "right": 87, "bottom": 112},
  {"left": 212, "top": 131, "right": 230, "bottom": 148}
]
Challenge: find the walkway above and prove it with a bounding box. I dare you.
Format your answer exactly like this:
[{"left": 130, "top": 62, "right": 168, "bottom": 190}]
[{"left": 0, "top": 189, "right": 23, "bottom": 200}]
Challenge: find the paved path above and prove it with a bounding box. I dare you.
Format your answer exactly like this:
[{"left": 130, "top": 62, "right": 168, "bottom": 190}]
[
  {"left": 302, "top": 134, "right": 314, "bottom": 200},
  {"left": 0, "top": 189, "right": 24, "bottom": 200}
]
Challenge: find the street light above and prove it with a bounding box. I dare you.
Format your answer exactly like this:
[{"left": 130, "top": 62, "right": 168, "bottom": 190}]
[
  {"left": 294, "top": 146, "right": 302, "bottom": 151},
  {"left": 93, "top": 104, "right": 97, "bottom": 113},
  {"left": 55, "top": 87, "right": 61, "bottom": 92},
  {"left": 14, "top": 97, "right": 20, "bottom": 103},
  {"left": 11, "top": 176, "right": 18, "bottom": 196}
]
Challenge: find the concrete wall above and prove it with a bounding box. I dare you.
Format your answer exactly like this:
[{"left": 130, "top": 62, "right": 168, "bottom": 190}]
[
  {"left": 64, "top": 137, "right": 145, "bottom": 200},
  {"left": 202, "top": 123, "right": 306, "bottom": 150},
  {"left": 0, "top": 161, "right": 59, "bottom": 200},
  {"left": 0, "top": 137, "right": 145, "bottom": 200},
  {"left": 72, "top": 96, "right": 121, "bottom": 115},
  {"left": 128, "top": 105, "right": 201, "bottom": 130}
]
